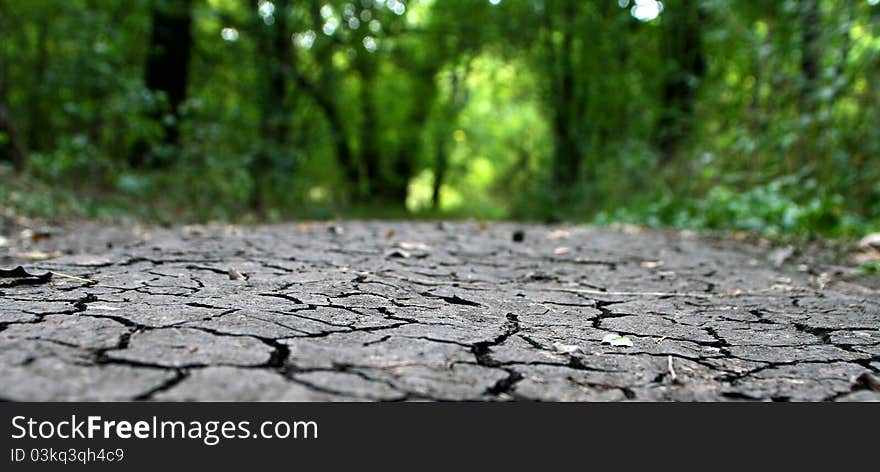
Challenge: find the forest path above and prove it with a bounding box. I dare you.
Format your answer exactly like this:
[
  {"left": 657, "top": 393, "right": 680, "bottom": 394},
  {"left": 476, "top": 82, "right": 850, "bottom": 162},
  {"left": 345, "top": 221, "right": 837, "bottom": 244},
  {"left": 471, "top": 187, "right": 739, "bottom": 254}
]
[{"left": 1, "top": 221, "right": 878, "bottom": 401}]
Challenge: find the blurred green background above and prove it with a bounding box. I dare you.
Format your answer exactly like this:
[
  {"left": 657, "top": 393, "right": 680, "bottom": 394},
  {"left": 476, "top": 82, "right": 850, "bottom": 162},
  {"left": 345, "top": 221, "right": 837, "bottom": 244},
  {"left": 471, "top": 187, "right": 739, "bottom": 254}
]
[{"left": 1, "top": 0, "right": 879, "bottom": 237}]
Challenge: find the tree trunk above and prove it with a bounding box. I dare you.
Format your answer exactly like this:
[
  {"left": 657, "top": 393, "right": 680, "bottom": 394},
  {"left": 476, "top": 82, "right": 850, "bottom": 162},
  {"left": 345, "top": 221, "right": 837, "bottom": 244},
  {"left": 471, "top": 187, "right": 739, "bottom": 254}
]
[
  {"left": 296, "top": 0, "right": 360, "bottom": 196},
  {"left": 799, "top": 0, "right": 821, "bottom": 114},
  {"left": 358, "top": 58, "right": 380, "bottom": 201},
  {"left": 798, "top": 0, "right": 821, "bottom": 168},
  {"left": 432, "top": 63, "right": 471, "bottom": 210},
  {"left": 655, "top": 0, "right": 705, "bottom": 166},
  {"left": 0, "top": 100, "right": 27, "bottom": 171},
  {"left": 550, "top": 2, "right": 580, "bottom": 193},
  {"left": 378, "top": 70, "right": 437, "bottom": 209},
  {"left": 251, "top": 0, "right": 293, "bottom": 213},
  {"left": 133, "top": 0, "right": 193, "bottom": 167},
  {"left": 27, "top": 20, "right": 48, "bottom": 152},
  {"left": 293, "top": 68, "right": 358, "bottom": 193},
  {"left": 431, "top": 134, "right": 446, "bottom": 211}
]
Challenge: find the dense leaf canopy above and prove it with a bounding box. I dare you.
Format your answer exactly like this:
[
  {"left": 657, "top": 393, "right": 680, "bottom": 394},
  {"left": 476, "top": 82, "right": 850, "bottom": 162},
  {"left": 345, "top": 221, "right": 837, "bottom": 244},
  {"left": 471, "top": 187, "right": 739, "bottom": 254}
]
[{"left": 1, "top": 0, "right": 878, "bottom": 236}]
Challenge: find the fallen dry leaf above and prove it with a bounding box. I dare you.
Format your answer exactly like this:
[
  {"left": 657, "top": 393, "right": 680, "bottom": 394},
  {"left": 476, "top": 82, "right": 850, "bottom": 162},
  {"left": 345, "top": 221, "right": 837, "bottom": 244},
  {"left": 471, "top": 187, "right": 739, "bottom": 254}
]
[
  {"left": 228, "top": 269, "right": 247, "bottom": 281},
  {"left": 398, "top": 241, "right": 431, "bottom": 251},
  {"left": 11, "top": 250, "right": 61, "bottom": 261},
  {"left": 859, "top": 233, "right": 880, "bottom": 251},
  {"left": 182, "top": 225, "right": 206, "bottom": 236},
  {"left": 855, "top": 233, "right": 880, "bottom": 263},
  {"left": 385, "top": 249, "right": 411, "bottom": 259},
  {"left": 546, "top": 229, "right": 571, "bottom": 240},
  {"left": 552, "top": 342, "right": 582, "bottom": 355},
  {"left": 601, "top": 333, "right": 634, "bottom": 347}
]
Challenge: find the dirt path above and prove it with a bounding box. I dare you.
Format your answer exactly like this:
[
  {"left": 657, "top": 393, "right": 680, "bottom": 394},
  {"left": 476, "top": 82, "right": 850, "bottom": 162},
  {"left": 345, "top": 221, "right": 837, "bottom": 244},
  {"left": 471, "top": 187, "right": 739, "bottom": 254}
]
[{"left": 1, "top": 221, "right": 878, "bottom": 401}]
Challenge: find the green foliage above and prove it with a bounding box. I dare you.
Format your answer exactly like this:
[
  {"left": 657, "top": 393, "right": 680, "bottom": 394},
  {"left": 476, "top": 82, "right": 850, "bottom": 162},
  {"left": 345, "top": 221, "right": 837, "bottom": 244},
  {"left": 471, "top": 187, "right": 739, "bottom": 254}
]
[
  {"left": 861, "top": 260, "right": 880, "bottom": 275},
  {"left": 598, "top": 176, "right": 869, "bottom": 238},
  {"left": 1, "top": 0, "right": 879, "bottom": 238}
]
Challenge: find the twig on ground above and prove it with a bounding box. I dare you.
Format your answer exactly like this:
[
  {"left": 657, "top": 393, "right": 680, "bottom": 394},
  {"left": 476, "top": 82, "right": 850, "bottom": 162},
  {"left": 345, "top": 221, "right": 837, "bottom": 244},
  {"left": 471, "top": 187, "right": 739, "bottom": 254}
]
[
  {"left": 667, "top": 355, "right": 681, "bottom": 385},
  {"left": 49, "top": 271, "right": 96, "bottom": 284}
]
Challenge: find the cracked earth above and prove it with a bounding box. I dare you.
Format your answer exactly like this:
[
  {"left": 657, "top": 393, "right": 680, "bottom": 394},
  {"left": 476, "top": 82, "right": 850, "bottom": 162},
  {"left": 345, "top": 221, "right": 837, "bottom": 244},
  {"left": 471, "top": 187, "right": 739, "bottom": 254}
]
[{"left": 1, "top": 221, "right": 879, "bottom": 401}]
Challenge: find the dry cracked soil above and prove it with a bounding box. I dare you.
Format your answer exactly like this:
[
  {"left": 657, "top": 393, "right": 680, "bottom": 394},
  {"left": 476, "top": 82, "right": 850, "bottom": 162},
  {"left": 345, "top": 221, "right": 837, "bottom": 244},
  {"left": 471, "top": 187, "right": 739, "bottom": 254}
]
[{"left": 1, "top": 221, "right": 879, "bottom": 401}]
